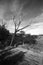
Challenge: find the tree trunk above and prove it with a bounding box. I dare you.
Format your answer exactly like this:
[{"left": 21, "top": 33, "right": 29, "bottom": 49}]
[{"left": 10, "top": 32, "right": 16, "bottom": 46}]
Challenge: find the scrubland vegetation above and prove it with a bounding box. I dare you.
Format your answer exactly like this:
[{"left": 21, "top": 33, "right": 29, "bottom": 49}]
[{"left": 0, "top": 23, "right": 43, "bottom": 65}]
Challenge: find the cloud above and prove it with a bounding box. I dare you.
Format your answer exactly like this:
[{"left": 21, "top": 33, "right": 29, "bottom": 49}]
[
  {"left": 0, "top": 0, "right": 43, "bottom": 21},
  {"left": 0, "top": 0, "right": 22, "bottom": 21},
  {"left": 24, "top": 22, "right": 43, "bottom": 35},
  {"left": 23, "top": 13, "right": 43, "bottom": 35},
  {"left": 25, "top": 13, "right": 43, "bottom": 25},
  {"left": 0, "top": 0, "right": 43, "bottom": 34},
  {"left": 31, "top": 13, "right": 43, "bottom": 23}
]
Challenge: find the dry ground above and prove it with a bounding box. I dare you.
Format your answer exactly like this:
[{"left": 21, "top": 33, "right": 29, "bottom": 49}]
[
  {"left": 0, "top": 44, "right": 43, "bottom": 65},
  {"left": 10, "top": 45, "right": 43, "bottom": 65}
]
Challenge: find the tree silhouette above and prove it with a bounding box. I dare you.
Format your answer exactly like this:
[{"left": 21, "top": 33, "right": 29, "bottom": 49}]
[{"left": 10, "top": 15, "right": 32, "bottom": 46}]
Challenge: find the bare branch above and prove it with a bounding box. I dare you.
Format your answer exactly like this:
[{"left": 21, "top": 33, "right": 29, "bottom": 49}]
[
  {"left": 17, "top": 24, "right": 30, "bottom": 32},
  {"left": 17, "top": 20, "right": 21, "bottom": 30},
  {"left": 16, "top": 13, "right": 25, "bottom": 30},
  {"left": 17, "top": 20, "right": 32, "bottom": 32},
  {"left": 13, "top": 16, "right": 15, "bottom": 21}
]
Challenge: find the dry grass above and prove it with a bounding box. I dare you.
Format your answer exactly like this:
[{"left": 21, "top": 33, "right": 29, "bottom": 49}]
[
  {"left": 1, "top": 44, "right": 43, "bottom": 65},
  {"left": 17, "top": 45, "right": 43, "bottom": 65}
]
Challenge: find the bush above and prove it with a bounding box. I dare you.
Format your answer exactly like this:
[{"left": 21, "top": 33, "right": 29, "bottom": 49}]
[{"left": 0, "top": 25, "right": 11, "bottom": 48}]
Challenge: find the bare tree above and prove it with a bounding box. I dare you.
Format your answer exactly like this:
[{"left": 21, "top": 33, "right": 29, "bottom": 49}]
[{"left": 10, "top": 15, "right": 32, "bottom": 46}]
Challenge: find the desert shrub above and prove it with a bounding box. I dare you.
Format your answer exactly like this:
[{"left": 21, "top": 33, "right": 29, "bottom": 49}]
[{"left": 24, "top": 35, "right": 37, "bottom": 45}]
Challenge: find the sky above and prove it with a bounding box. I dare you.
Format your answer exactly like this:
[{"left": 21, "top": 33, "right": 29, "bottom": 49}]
[{"left": 0, "top": 0, "right": 43, "bottom": 35}]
